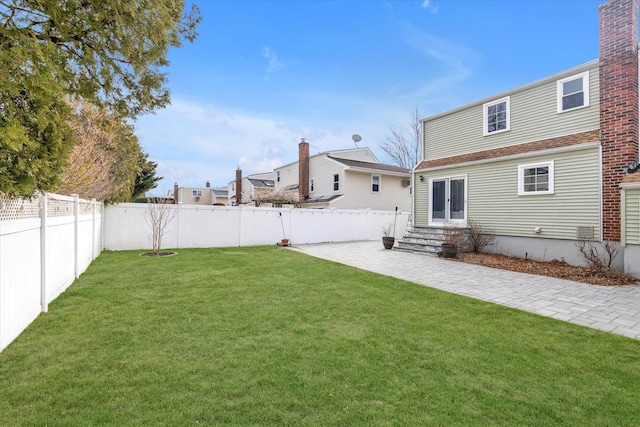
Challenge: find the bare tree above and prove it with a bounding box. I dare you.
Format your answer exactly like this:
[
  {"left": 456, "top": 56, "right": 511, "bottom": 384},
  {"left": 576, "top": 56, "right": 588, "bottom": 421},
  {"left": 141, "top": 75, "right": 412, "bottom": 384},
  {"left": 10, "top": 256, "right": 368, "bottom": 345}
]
[
  {"left": 380, "top": 108, "right": 422, "bottom": 169},
  {"left": 144, "top": 198, "right": 177, "bottom": 255}
]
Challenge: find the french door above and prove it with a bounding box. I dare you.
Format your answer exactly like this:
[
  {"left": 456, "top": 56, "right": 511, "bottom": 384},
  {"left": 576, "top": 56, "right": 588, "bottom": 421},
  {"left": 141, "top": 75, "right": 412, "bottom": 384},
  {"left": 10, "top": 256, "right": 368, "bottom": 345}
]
[{"left": 430, "top": 176, "right": 466, "bottom": 224}]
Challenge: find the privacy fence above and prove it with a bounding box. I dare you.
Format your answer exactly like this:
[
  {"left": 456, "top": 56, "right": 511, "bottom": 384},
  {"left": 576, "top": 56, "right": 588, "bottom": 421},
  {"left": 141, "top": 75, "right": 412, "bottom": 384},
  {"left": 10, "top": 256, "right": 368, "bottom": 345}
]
[
  {"left": 104, "top": 203, "right": 410, "bottom": 250},
  {"left": 0, "top": 193, "right": 103, "bottom": 352},
  {"left": 1, "top": 200, "right": 407, "bottom": 352}
]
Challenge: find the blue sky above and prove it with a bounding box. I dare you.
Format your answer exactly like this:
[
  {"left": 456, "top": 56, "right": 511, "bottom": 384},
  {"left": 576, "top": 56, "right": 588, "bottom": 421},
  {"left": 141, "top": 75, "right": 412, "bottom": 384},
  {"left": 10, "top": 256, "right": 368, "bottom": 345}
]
[{"left": 135, "top": 0, "right": 605, "bottom": 195}]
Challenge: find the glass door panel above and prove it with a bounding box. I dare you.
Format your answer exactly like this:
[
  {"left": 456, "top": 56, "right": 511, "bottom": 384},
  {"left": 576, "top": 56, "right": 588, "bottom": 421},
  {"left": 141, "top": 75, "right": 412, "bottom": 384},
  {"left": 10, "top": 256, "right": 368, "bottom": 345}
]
[
  {"left": 450, "top": 179, "right": 465, "bottom": 220},
  {"left": 432, "top": 179, "right": 446, "bottom": 220}
]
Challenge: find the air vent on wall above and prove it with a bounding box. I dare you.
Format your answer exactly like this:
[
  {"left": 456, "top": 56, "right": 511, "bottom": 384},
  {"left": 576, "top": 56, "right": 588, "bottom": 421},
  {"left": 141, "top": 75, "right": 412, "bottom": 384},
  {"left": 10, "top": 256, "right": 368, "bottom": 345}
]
[{"left": 577, "top": 226, "right": 594, "bottom": 239}]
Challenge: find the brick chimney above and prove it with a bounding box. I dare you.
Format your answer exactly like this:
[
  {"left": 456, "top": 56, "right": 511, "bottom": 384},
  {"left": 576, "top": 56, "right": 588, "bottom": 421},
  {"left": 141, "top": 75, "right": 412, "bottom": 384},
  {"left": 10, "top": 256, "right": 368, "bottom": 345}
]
[
  {"left": 235, "top": 167, "right": 242, "bottom": 204},
  {"left": 599, "top": 0, "right": 639, "bottom": 241},
  {"left": 298, "top": 138, "right": 310, "bottom": 201},
  {"left": 206, "top": 180, "right": 210, "bottom": 188},
  {"left": 173, "top": 182, "right": 179, "bottom": 204}
]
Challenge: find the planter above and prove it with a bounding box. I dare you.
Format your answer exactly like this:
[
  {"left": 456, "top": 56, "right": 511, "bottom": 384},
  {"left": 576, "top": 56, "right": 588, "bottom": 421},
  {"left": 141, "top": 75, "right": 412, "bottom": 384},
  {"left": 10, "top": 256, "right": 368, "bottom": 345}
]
[
  {"left": 280, "top": 238, "right": 290, "bottom": 246},
  {"left": 382, "top": 236, "right": 395, "bottom": 250},
  {"left": 440, "top": 243, "right": 457, "bottom": 258}
]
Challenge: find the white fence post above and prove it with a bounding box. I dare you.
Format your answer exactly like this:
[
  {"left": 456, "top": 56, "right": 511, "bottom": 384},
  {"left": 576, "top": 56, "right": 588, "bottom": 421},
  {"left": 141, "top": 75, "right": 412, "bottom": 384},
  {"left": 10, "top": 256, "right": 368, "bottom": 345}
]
[
  {"left": 40, "top": 193, "right": 48, "bottom": 313},
  {"left": 72, "top": 194, "right": 80, "bottom": 278}
]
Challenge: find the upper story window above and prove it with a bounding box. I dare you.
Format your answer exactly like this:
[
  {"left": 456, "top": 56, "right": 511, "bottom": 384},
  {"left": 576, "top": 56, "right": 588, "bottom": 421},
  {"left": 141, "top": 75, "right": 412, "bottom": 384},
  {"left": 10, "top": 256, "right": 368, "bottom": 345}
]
[
  {"left": 557, "top": 71, "right": 589, "bottom": 112},
  {"left": 192, "top": 190, "right": 203, "bottom": 197},
  {"left": 333, "top": 173, "right": 340, "bottom": 191},
  {"left": 518, "top": 161, "right": 554, "bottom": 196},
  {"left": 371, "top": 175, "right": 380, "bottom": 193},
  {"left": 276, "top": 170, "right": 280, "bottom": 182},
  {"left": 483, "top": 96, "right": 510, "bottom": 136},
  {"left": 310, "top": 179, "right": 315, "bottom": 192}
]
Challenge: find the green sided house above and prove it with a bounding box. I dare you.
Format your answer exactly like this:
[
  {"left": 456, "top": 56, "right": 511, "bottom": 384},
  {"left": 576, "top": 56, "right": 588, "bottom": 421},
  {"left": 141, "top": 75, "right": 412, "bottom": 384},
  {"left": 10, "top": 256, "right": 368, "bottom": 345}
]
[{"left": 409, "top": 0, "right": 640, "bottom": 276}]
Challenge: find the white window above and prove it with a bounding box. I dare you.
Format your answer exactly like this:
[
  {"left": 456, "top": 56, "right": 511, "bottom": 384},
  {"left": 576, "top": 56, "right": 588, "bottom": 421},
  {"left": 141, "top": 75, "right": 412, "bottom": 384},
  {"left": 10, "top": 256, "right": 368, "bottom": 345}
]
[
  {"left": 483, "top": 96, "right": 510, "bottom": 136},
  {"left": 310, "top": 179, "right": 314, "bottom": 192},
  {"left": 518, "top": 161, "right": 554, "bottom": 195},
  {"left": 192, "top": 190, "right": 202, "bottom": 197},
  {"left": 557, "top": 71, "right": 589, "bottom": 112},
  {"left": 333, "top": 174, "right": 340, "bottom": 191},
  {"left": 276, "top": 170, "right": 280, "bottom": 182},
  {"left": 371, "top": 175, "right": 380, "bottom": 193}
]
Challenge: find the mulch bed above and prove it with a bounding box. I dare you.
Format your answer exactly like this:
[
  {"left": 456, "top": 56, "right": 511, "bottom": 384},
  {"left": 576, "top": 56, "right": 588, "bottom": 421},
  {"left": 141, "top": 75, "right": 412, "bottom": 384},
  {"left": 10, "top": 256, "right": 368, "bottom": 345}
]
[{"left": 449, "top": 252, "right": 638, "bottom": 286}]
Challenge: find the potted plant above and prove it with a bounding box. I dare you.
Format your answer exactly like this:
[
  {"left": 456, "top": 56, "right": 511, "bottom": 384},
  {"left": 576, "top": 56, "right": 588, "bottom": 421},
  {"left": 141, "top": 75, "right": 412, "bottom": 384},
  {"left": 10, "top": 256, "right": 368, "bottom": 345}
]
[
  {"left": 440, "top": 226, "right": 463, "bottom": 258},
  {"left": 382, "top": 223, "right": 395, "bottom": 249}
]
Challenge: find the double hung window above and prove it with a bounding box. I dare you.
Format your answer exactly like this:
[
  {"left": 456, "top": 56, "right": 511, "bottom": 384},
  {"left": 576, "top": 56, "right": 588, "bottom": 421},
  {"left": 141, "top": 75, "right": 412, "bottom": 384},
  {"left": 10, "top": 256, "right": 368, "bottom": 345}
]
[
  {"left": 557, "top": 71, "right": 589, "bottom": 112},
  {"left": 371, "top": 175, "right": 380, "bottom": 193}
]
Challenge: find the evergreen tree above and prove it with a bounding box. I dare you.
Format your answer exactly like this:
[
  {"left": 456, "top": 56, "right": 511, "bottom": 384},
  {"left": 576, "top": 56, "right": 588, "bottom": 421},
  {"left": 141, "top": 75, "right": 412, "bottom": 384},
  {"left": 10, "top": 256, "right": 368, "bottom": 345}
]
[{"left": 0, "top": 0, "right": 200, "bottom": 198}]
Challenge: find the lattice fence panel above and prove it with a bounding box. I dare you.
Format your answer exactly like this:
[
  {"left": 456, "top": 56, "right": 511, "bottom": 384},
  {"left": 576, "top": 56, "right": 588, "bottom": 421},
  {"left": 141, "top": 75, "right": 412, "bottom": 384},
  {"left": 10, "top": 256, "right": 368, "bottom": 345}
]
[
  {"left": 0, "top": 196, "right": 41, "bottom": 221},
  {"left": 47, "top": 197, "right": 74, "bottom": 217}
]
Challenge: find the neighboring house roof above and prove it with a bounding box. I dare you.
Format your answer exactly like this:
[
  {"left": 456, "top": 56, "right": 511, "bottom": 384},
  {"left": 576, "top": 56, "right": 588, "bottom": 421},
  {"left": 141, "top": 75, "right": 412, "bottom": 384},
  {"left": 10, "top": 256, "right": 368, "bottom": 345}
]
[
  {"left": 213, "top": 189, "right": 228, "bottom": 196},
  {"left": 328, "top": 157, "right": 410, "bottom": 174},
  {"left": 304, "top": 194, "right": 342, "bottom": 204},
  {"left": 276, "top": 147, "right": 378, "bottom": 170},
  {"left": 248, "top": 178, "right": 275, "bottom": 188}
]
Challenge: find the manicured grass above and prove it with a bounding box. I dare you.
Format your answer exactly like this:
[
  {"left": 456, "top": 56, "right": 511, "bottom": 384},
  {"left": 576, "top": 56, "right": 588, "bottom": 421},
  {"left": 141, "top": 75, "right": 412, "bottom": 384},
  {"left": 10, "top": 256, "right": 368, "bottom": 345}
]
[{"left": 1, "top": 247, "right": 640, "bottom": 426}]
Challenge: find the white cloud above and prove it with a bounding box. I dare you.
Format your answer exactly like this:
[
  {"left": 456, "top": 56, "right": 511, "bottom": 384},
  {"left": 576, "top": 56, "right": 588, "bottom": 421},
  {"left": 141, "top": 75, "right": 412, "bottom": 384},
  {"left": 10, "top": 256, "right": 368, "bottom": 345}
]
[
  {"left": 263, "top": 47, "right": 284, "bottom": 73},
  {"left": 421, "top": 0, "right": 438, "bottom": 13},
  {"left": 135, "top": 99, "right": 393, "bottom": 193}
]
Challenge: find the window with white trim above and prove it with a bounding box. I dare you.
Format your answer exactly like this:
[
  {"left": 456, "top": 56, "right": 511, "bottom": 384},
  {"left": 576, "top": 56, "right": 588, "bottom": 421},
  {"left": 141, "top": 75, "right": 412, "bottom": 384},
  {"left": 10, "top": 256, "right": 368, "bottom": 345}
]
[
  {"left": 192, "top": 190, "right": 203, "bottom": 197},
  {"left": 371, "top": 175, "right": 380, "bottom": 193},
  {"left": 310, "top": 179, "right": 314, "bottom": 192},
  {"left": 518, "top": 161, "right": 554, "bottom": 195},
  {"left": 276, "top": 170, "right": 280, "bottom": 182},
  {"left": 333, "top": 173, "right": 340, "bottom": 191},
  {"left": 557, "top": 71, "right": 589, "bottom": 112},
  {"left": 483, "top": 96, "right": 510, "bottom": 136}
]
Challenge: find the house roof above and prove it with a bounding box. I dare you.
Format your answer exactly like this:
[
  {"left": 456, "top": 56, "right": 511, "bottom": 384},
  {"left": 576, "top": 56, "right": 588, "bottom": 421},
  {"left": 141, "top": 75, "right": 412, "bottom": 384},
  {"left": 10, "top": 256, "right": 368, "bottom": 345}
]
[
  {"left": 415, "top": 129, "right": 600, "bottom": 171},
  {"left": 248, "top": 178, "right": 275, "bottom": 188},
  {"left": 621, "top": 170, "right": 640, "bottom": 185},
  {"left": 213, "top": 189, "right": 228, "bottom": 196},
  {"left": 328, "top": 157, "right": 410, "bottom": 174}
]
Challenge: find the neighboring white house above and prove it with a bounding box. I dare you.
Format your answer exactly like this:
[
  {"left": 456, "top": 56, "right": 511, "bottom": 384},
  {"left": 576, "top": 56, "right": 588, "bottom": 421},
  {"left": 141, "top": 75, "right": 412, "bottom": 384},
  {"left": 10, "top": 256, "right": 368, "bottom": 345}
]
[
  {"left": 227, "top": 170, "right": 275, "bottom": 206},
  {"left": 272, "top": 139, "right": 411, "bottom": 211},
  {"left": 173, "top": 181, "right": 229, "bottom": 205}
]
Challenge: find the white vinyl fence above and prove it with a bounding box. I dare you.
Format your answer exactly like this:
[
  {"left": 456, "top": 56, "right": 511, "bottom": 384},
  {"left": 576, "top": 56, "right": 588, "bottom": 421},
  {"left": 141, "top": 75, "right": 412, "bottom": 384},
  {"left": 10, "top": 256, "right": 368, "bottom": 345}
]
[
  {"left": 104, "top": 203, "right": 409, "bottom": 250},
  {"left": 0, "top": 193, "right": 103, "bottom": 352}
]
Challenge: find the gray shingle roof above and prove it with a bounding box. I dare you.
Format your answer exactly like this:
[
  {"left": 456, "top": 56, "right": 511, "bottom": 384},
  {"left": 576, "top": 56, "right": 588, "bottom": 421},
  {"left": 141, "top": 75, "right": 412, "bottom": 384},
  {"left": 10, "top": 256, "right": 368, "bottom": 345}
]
[{"left": 328, "top": 157, "right": 410, "bottom": 174}]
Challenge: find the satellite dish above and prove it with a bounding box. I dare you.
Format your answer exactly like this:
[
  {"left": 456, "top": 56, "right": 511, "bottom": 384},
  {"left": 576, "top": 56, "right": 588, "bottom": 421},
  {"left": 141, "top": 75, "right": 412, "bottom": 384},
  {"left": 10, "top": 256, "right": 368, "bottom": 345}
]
[{"left": 352, "top": 134, "right": 362, "bottom": 147}]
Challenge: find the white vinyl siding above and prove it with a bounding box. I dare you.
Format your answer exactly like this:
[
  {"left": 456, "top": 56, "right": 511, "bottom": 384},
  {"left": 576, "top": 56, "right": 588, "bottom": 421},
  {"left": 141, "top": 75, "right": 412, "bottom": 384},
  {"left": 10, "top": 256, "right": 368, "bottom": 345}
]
[
  {"left": 423, "top": 63, "right": 599, "bottom": 162},
  {"left": 414, "top": 146, "right": 600, "bottom": 240},
  {"left": 624, "top": 189, "right": 640, "bottom": 244},
  {"left": 329, "top": 171, "right": 410, "bottom": 211}
]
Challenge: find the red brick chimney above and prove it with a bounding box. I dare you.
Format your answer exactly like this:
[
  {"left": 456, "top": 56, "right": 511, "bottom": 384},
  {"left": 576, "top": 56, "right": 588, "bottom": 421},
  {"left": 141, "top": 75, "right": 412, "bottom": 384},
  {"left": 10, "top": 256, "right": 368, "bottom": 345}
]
[
  {"left": 173, "top": 182, "right": 179, "bottom": 204},
  {"left": 599, "top": 0, "right": 640, "bottom": 241},
  {"left": 298, "top": 138, "right": 310, "bottom": 201},
  {"left": 235, "top": 167, "right": 242, "bottom": 204}
]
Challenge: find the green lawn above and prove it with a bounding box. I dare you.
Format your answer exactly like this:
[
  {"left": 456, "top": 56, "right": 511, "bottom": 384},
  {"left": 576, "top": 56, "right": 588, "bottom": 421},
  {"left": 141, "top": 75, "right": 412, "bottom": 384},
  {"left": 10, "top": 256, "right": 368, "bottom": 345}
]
[{"left": 1, "top": 247, "right": 640, "bottom": 426}]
